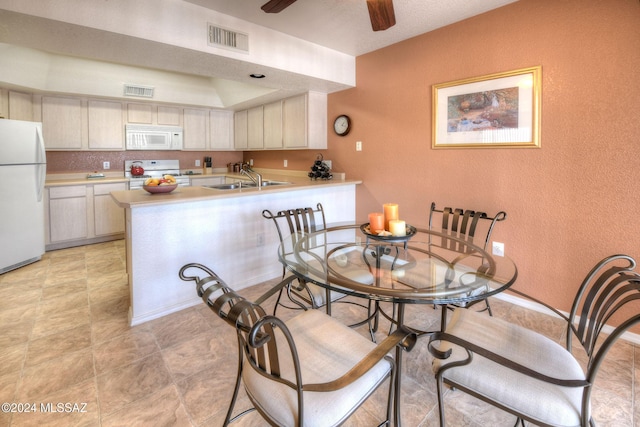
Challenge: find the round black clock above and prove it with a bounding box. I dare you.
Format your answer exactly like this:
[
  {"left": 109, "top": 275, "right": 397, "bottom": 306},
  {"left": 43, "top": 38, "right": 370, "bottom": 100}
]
[{"left": 333, "top": 115, "right": 351, "bottom": 136}]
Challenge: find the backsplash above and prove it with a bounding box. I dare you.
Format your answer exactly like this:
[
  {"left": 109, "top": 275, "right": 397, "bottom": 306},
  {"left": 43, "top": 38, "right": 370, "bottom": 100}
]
[{"left": 45, "top": 151, "right": 243, "bottom": 174}]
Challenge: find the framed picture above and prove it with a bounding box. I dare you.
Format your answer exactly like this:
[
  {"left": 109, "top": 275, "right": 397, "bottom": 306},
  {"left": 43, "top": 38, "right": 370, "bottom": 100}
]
[{"left": 432, "top": 66, "right": 541, "bottom": 149}]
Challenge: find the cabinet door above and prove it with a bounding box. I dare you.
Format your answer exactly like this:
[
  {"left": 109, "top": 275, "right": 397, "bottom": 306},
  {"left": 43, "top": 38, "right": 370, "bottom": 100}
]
[
  {"left": 48, "top": 186, "right": 88, "bottom": 242},
  {"left": 42, "top": 96, "right": 83, "bottom": 149},
  {"left": 283, "top": 94, "right": 307, "bottom": 148},
  {"left": 88, "top": 100, "right": 124, "bottom": 149},
  {"left": 263, "top": 101, "right": 283, "bottom": 149},
  {"left": 8, "top": 91, "right": 33, "bottom": 121},
  {"left": 234, "top": 110, "right": 248, "bottom": 150},
  {"left": 157, "top": 106, "right": 181, "bottom": 125},
  {"left": 210, "top": 110, "right": 234, "bottom": 150},
  {"left": 94, "top": 183, "right": 126, "bottom": 236},
  {"left": 183, "top": 108, "right": 208, "bottom": 150},
  {"left": 127, "top": 103, "right": 153, "bottom": 124},
  {"left": 247, "top": 106, "right": 264, "bottom": 149}
]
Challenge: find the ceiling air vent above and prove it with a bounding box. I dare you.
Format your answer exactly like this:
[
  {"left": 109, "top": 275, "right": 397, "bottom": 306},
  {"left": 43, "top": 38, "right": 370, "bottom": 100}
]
[
  {"left": 123, "top": 84, "right": 154, "bottom": 98},
  {"left": 208, "top": 24, "right": 249, "bottom": 53}
]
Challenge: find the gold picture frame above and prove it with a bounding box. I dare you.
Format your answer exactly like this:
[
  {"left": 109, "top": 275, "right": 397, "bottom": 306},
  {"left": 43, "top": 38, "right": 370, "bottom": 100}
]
[{"left": 432, "top": 66, "right": 541, "bottom": 149}]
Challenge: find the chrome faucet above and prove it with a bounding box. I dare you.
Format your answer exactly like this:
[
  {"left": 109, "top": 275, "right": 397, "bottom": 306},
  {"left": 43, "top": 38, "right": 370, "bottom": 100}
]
[{"left": 240, "top": 167, "right": 263, "bottom": 187}]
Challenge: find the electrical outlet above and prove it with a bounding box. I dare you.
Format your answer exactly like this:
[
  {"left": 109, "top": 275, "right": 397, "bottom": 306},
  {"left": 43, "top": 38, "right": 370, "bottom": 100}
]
[
  {"left": 103, "top": 161, "right": 110, "bottom": 169},
  {"left": 284, "top": 159, "right": 288, "bottom": 167},
  {"left": 356, "top": 141, "right": 362, "bottom": 151},
  {"left": 492, "top": 242, "right": 505, "bottom": 257},
  {"left": 256, "top": 233, "right": 265, "bottom": 247},
  {"left": 324, "top": 160, "right": 332, "bottom": 169},
  {"left": 195, "top": 159, "right": 201, "bottom": 167}
]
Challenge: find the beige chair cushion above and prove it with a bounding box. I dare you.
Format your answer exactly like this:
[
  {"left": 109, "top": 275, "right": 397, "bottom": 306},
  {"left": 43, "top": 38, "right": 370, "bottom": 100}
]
[
  {"left": 243, "top": 309, "right": 391, "bottom": 427},
  {"left": 433, "top": 309, "right": 586, "bottom": 427}
]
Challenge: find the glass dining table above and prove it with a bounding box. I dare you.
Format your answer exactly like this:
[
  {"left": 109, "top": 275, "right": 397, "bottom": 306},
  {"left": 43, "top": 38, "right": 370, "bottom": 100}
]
[{"left": 277, "top": 223, "right": 518, "bottom": 426}]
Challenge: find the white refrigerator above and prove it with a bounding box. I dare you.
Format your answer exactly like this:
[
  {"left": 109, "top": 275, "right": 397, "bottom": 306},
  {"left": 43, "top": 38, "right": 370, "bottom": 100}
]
[{"left": 0, "top": 119, "right": 47, "bottom": 274}]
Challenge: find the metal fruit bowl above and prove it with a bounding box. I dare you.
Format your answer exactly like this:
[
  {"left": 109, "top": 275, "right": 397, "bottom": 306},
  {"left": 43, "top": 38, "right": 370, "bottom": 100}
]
[{"left": 143, "top": 184, "right": 177, "bottom": 194}]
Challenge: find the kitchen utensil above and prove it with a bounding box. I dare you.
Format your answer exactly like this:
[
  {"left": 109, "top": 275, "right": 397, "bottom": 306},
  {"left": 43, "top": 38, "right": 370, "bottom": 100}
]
[{"left": 130, "top": 161, "right": 145, "bottom": 176}]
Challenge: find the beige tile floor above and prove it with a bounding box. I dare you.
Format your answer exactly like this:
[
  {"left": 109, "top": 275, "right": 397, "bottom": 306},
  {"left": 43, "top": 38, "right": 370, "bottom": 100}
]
[{"left": 0, "top": 240, "right": 637, "bottom": 426}]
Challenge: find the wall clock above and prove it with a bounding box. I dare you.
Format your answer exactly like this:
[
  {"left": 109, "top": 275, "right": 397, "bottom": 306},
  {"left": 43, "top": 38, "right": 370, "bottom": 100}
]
[{"left": 333, "top": 115, "right": 351, "bottom": 136}]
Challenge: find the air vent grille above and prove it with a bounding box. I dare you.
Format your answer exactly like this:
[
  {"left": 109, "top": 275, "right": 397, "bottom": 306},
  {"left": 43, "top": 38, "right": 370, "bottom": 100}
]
[
  {"left": 208, "top": 24, "right": 249, "bottom": 52},
  {"left": 123, "top": 84, "right": 154, "bottom": 98}
]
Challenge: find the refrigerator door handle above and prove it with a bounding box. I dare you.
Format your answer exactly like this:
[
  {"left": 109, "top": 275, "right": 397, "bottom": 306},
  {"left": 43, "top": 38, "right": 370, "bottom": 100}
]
[
  {"left": 36, "top": 164, "right": 46, "bottom": 202},
  {"left": 35, "top": 126, "right": 47, "bottom": 202},
  {"left": 36, "top": 125, "right": 46, "bottom": 164}
]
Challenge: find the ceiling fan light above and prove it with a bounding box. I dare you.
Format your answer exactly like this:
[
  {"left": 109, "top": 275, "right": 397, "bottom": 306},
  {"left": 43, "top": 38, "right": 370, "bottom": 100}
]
[{"left": 366, "top": 0, "right": 396, "bottom": 31}]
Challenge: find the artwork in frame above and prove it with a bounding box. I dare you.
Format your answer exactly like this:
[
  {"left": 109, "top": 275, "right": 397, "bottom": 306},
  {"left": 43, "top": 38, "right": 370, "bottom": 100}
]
[{"left": 432, "top": 66, "right": 541, "bottom": 149}]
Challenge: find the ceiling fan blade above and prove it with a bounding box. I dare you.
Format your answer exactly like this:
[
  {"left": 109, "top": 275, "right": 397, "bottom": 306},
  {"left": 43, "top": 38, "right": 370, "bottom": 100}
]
[
  {"left": 366, "top": 0, "right": 396, "bottom": 31},
  {"left": 261, "top": 0, "right": 297, "bottom": 13}
]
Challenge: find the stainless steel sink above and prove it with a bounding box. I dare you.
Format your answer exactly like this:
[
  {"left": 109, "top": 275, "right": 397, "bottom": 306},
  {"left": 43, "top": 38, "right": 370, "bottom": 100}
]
[
  {"left": 203, "top": 183, "right": 243, "bottom": 190},
  {"left": 203, "top": 181, "right": 290, "bottom": 190}
]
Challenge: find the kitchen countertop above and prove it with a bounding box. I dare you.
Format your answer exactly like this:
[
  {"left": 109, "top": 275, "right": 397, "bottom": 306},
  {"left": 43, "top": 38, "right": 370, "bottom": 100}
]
[{"left": 111, "top": 174, "right": 361, "bottom": 208}]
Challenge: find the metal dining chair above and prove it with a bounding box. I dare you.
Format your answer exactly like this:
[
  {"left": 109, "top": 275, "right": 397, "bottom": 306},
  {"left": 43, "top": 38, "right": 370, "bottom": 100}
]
[
  {"left": 428, "top": 202, "right": 507, "bottom": 315},
  {"left": 262, "top": 203, "right": 374, "bottom": 322},
  {"left": 429, "top": 254, "right": 640, "bottom": 427},
  {"left": 178, "top": 263, "right": 417, "bottom": 427}
]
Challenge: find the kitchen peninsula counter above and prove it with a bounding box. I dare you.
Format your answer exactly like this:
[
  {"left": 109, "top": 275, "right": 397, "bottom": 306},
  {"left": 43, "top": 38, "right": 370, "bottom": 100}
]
[
  {"left": 111, "top": 172, "right": 361, "bottom": 326},
  {"left": 110, "top": 176, "right": 361, "bottom": 208}
]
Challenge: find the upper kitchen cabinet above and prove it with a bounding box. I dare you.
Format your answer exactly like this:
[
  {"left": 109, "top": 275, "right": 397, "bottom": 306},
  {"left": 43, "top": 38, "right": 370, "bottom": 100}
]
[
  {"left": 7, "top": 91, "right": 34, "bottom": 121},
  {"left": 88, "top": 100, "right": 125, "bottom": 150},
  {"left": 247, "top": 106, "right": 264, "bottom": 149},
  {"left": 210, "top": 110, "right": 234, "bottom": 151},
  {"left": 182, "top": 108, "right": 208, "bottom": 150},
  {"left": 157, "top": 106, "right": 181, "bottom": 126},
  {"left": 233, "top": 92, "right": 327, "bottom": 151},
  {"left": 283, "top": 92, "right": 327, "bottom": 149},
  {"left": 263, "top": 101, "right": 283, "bottom": 149},
  {"left": 41, "top": 96, "right": 83, "bottom": 150},
  {"left": 126, "top": 103, "right": 153, "bottom": 124},
  {"left": 234, "top": 110, "right": 248, "bottom": 150}
]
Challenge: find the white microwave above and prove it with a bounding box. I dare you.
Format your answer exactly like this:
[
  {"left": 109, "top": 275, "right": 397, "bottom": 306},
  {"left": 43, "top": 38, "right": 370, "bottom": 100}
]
[{"left": 125, "top": 124, "right": 183, "bottom": 150}]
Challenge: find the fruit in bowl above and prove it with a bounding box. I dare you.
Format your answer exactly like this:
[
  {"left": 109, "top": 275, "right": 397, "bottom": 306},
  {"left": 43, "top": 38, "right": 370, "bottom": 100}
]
[{"left": 143, "top": 175, "right": 178, "bottom": 193}]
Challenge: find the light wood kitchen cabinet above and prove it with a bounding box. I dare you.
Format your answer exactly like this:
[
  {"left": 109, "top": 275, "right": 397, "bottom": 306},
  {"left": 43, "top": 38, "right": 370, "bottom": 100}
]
[
  {"left": 41, "top": 96, "right": 83, "bottom": 149},
  {"left": 282, "top": 95, "right": 307, "bottom": 148},
  {"left": 209, "top": 110, "right": 234, "bottom": 150},
  {"left": 88, "top": 100, "right": 125, "bottom": 150},
  {"left": 94, "top": 183, "right": 126, "bottom": 236},
  {"left": 47, "top": 185, "right": 88, "bottom": 243},
  {"left": 157, "top": 106, "right": 181, "bottom": 125},
  {"left": 233, "top": 92, "right": 327, "bottom": 151},
  {"left": 283, "top": 92, "right": 327, "bottom": 149},
  {"left": 263, "top": 101, "right": 283, "bottom": 149},
  {"left": 127, "top": 103, "right": 153, "bottom": 124},
  {"left": 183, "top": 108, "right": 208, "bottom": 150},
  {"left": 247, "top": 106, "right": 264, "bottom": 149},
  {"left": 8, "top": 91, "right": 33, "bottom": 121},
  {"left": 234, "top": 110, "right": 248, "bottom": 150},
  {"left": 45, "top": 181, "right": 127, "bottom": 250}
]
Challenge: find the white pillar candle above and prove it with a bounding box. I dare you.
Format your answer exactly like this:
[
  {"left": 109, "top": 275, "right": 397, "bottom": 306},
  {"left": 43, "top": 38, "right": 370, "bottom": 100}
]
[{"left": 389, "top": 219, "right": 406, "bottom": 236}]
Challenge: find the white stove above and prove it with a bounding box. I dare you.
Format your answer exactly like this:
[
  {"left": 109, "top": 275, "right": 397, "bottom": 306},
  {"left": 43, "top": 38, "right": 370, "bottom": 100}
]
[{"left": 124, "top": 159, "right": 191, "bottom": 189}]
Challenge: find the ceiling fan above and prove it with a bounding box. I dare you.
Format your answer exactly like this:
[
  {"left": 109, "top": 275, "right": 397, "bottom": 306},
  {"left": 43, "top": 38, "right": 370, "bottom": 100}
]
[{"left": 260, "top": 0, "right": 396, "bottom": 32}]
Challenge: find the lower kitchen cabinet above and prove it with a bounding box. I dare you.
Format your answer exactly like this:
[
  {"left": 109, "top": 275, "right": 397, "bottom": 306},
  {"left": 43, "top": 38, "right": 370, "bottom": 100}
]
[
  {"left": 48, "top": 185, "right": 88, "bottom": 243},
  {"left": 94, "top": 183, "right": 127, "bottom": 236},
  {"left": 45, "top": 181, "right": 127, "bottom": 250}
]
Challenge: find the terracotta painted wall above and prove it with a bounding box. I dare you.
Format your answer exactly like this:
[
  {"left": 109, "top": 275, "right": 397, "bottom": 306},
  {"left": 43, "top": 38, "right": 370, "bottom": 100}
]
[{"left": 248, "top": 0, "right": 640, "bottom": 313}]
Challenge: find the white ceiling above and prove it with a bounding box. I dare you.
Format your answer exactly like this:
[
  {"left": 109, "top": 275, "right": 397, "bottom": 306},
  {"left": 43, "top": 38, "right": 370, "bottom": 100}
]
[
  {"left": 182, "top": 0, "right": 519, "bottom": 56},
  {"left": 0, "top": 0, "right": 518, "bottom": 109}
]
